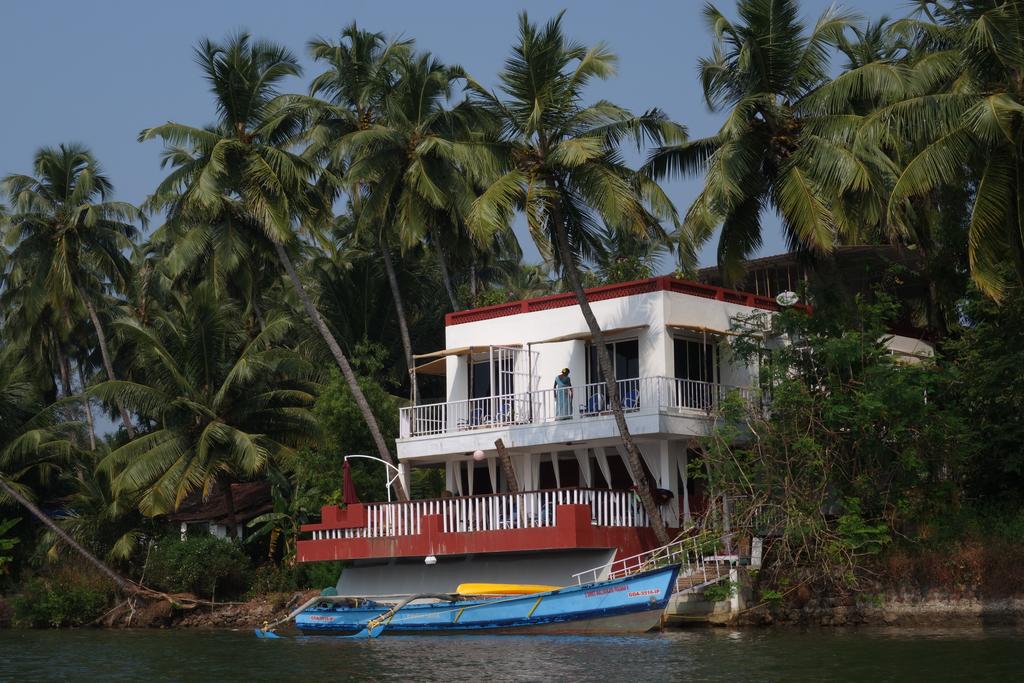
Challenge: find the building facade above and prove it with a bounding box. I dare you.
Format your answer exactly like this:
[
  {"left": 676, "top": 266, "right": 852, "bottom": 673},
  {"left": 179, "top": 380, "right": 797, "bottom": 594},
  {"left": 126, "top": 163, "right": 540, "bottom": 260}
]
[{"left": 296, "top": 277, "right": 803, "bottom": 594}]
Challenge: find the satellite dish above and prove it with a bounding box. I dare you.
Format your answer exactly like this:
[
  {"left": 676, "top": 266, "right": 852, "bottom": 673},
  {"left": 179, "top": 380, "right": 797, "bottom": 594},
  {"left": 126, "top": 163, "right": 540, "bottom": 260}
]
[{"left": 776, "top": 291, "right": 800, "bottom": 307}]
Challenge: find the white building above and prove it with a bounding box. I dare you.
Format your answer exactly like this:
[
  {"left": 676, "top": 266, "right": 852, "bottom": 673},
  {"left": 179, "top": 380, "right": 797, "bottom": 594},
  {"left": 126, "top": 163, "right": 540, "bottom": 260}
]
[{"left": 397, "top": 276, "right": 792, "bottom": 529}]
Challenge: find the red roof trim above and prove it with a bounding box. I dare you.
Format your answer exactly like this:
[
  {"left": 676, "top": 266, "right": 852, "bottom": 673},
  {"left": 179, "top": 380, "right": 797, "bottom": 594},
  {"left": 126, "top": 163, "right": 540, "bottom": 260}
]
[{"left": 445, "top": 276, "right": 809, "bottom": 326}]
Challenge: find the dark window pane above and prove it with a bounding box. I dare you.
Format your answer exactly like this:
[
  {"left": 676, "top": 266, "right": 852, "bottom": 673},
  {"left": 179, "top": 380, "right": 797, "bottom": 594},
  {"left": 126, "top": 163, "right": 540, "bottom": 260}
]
[
  {"left": 615, "top": 339, "right": 639, "bottom": 380},
  {"left": 471, "top": 361, "right": 491, "bottom": 398}
]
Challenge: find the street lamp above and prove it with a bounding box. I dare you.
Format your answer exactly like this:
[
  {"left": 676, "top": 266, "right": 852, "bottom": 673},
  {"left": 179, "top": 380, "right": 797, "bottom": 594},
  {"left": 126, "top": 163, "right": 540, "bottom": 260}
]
[{"left": 344, "top": 454, "right": 402, "bottom": 503}]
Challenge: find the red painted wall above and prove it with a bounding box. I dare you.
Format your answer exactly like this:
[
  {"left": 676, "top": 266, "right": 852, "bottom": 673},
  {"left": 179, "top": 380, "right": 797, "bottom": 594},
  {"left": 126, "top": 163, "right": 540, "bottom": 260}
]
[{"left": 297, "top": 504, "right": 659, "bottom": 563}]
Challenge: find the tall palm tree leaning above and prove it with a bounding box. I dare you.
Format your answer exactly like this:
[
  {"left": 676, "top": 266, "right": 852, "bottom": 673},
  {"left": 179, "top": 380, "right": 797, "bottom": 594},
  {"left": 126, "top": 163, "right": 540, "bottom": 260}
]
[
  {"left": 645, "top": 0, "right": 861, "bottom": 283},
  {"left": 467, "top": 13, "right": 684, "bottom": 545},
  {"left": 331, "top": 49, "right": 496, "bottom": 399},
  {"left": 305, "top": 26, "right": 479, "bottom": 398},
  {"left": 139, "top": 33, "right": 409, "bottom": 499},
  {"left": 0, "top": 345, "right": 132, "bottom": 592},
  {"left": 2, "top": 144, "right": 142, "bottom": 437}
]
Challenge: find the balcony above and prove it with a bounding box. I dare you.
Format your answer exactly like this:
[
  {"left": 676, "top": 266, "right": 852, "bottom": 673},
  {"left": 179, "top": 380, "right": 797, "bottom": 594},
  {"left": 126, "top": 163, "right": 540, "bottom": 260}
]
[
  {"left": 306, "top": 488, "right": 649, "bottom": 541},
  {"left": 296, "top": 488, "right": 662, "bottom": 563},
  {"left": 399, "top": 376, "right": 754, "bottom": 440}
]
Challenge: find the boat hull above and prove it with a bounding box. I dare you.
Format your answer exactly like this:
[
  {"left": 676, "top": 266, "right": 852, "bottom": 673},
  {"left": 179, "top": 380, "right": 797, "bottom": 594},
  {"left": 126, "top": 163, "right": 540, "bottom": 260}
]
[{"left": 295, "top": 564, "right": 680, "bottom": 636}]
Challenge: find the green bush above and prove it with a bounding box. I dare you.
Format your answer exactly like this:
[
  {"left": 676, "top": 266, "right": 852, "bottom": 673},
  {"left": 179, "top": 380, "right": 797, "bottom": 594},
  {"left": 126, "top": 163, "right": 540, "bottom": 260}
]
[
  {"left": 299, "top": 561, "right": 343, "bottom": 591},
  {"left": 147, "top": 535, "right": 251, "bottom": 599},
  {"left": 13, "top": 576, "right": 111, "bottom": 628},
  {"left": 247, "top": 561, "right": 343, "bottom": 597},
  {"left": 702, "top": 580, "right": 738, "bottom": 603}
]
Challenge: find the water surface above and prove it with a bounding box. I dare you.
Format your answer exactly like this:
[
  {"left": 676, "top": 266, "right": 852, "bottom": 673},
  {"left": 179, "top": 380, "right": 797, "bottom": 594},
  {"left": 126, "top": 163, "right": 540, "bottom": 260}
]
[{"left": 0, "top": 626, "right": 1020, "bottom": 682}]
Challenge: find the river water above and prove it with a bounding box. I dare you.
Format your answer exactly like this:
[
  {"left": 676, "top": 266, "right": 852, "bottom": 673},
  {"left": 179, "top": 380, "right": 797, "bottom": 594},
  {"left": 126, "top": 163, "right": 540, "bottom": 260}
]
[{"left": 0, "top": 626, "right": 1020, "bottom": 681}]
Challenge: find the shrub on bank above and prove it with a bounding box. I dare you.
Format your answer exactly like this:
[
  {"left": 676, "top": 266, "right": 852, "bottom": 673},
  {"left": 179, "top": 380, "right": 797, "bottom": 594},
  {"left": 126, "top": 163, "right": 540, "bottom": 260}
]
[
  {"left": 147, "top": 535, "right": 251, "bottom": 600},
  {"left": 247, "top": 561, "right": 344, "bottom": 597},
  {"left": 12, "top": 574, "right": 111, "bottom": 628}
]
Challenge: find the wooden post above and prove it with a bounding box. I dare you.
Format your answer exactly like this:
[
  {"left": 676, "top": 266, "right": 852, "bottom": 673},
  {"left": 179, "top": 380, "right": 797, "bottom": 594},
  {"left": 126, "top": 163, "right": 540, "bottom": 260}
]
[{"left": 494, "top": 438, "right": 519, "bottom": 494}]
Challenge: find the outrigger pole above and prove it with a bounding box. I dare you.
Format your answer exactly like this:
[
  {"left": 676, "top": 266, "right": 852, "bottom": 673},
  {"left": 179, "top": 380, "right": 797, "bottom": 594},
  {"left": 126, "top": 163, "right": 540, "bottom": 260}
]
[{"left": 256, "top": 593, "right": 457, "bottom": 640}]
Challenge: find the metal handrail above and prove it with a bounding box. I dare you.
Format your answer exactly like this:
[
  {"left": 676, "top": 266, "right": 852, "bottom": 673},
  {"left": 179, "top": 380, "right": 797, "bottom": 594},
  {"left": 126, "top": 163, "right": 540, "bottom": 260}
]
[
  {"left": 571, "top": 530, "right": 720, "bottom": 585},
  {"left": 400, "top": 376, "right": 756, "bottom": 438}
]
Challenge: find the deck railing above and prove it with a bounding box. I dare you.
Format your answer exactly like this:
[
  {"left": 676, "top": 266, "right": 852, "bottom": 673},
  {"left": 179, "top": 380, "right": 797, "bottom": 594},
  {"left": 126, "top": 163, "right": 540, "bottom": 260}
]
[
  {"left": 307, "top": 488, "right": 649, "bottom": 541},
  {"left": 400, "top": 376, "right": 755, "bottom": 438},
  {"left": 571, "top": 531, "right": 723, "bottom": 586}
]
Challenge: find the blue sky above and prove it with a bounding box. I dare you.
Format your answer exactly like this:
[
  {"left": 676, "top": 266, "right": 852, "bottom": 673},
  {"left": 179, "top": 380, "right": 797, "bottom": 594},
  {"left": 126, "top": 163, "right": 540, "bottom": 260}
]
[{"left": 1, "top": 0, "right": 908, "bottom": 268}]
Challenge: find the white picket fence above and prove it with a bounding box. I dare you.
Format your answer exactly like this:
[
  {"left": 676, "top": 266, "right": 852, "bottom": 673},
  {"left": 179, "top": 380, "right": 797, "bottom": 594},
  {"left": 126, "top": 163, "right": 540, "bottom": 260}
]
[{"left": 308, "top": 488, "right": 648, "bottom": 540}]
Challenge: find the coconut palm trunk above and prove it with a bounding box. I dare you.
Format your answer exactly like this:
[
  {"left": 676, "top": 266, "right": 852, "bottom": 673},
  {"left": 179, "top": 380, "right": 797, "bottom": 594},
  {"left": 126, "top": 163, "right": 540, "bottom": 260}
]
[
  {"left": 0, "top": 476, "right": 137, "bottom": 594},
  {"left": 79, "top": 290, "right": 135, "bottom": 439},
  {"left": 549, "top": 199, "right": 670, "bottom": 545},
  {"left": 78, "top": 364, "right": 97, "bottom": 451},
  {"left": 273, "top": 239, "right": 409, "bottom": 501},
  {"left": 378, "top": 235, "right": 418, "bottom": 404},
  {"left": 430, "top": 226, "right": 460, "bottom": 311},
  {"left": 55, "top": 343, "right": 73, "bottom": 398}
]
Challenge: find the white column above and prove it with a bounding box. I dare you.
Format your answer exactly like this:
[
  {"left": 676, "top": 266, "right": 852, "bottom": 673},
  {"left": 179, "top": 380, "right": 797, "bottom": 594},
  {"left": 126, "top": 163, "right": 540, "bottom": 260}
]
[
  {"left": 487, "top": 457, "right": 498, "bottom": 493},
  {"left": 594, "top": 448, "right": 613, "bottom": 489},
  {"left": 615, "top": 445, "right": 642, "bottom": 486},
  {"left": 445, "top": 460, "right": 458, "bottom": 495},
  {"left": 551, "top": 452, "right": 561, "bottom": 488},
  {"left": 636, "top": 443, "right": 661, "bottom": 485},
  {"left": 514, "top": 453, "right": 533, "bottom": 491},
  {"left": 398, "top": 462, "right": 411, "bottom": 500},
  {"left": 662, "top": 442, "right": 680, "bottom": 528},
  {"left": 467, "top": 460, "right": 475, "bottom": 495},
  {"left": 678, "top": 447, "right": 691, "bottom": 526},
  {"left": 573, "top": 449, "right": 592, "bottom": 487}
]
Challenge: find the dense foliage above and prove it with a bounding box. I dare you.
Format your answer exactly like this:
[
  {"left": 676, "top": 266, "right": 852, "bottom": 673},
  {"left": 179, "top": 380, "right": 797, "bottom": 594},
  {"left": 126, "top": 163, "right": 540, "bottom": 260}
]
[
  {"left": 0, "top": 1, "right": 1023, "bottom": 617},
  {"left": 146, "top": 535, "right": 251, "bottom": 600}
]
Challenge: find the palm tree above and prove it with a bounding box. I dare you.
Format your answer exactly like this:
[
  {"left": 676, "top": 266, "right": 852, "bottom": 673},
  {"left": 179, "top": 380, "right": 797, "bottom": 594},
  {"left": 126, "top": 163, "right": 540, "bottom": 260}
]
[
  {"left": 588, "top": 223, "right": 673, "bottom": 285},
  {"left": 646, "top": 0, "right": 860, "bottom": 283},
  {"left": 139, "top": 32, "right": 410, "bottom": 500},
  {"left": 1, "top": 144, "right": 143, "bottom": 437},
  {"left": 0, "top": 345, "right": 78, "bottom": 506},
  {"left": 880, "top": 0, "right": 1024, "bottom": 299},
  {"left": 467, "top": 12, "right": 683, "bottom": 544},
  {"left": 337, "top": 51, "right": 495, "bottom": 398},
  {"left": 93, "top": 287, "right": 321, "bottom": 536}
]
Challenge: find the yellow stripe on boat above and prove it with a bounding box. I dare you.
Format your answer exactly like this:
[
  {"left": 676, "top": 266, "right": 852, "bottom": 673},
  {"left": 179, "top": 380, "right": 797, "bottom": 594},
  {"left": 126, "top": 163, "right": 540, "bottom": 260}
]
[{"left": 456, "top": 583, "right": 561, "bottom": 596}]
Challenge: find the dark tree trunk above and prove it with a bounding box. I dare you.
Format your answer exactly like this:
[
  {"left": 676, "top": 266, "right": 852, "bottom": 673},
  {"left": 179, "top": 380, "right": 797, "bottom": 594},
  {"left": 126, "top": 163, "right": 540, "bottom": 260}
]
[
  {"left": 469, "top": 254, "right": 478, "bottom": 303},
  {"left": 379, "top": 235, "right": 417, "bottom": 404},
  {"left": 494, "top": 438, "right": 519, "bottom": 494},
  {"left": 430, "top": 226, "right": 460, "bottom": 311},
  {"left": 0, "top": 477, "right": 137, "bottom": 594},
  {"left": 79, "top": 290, "right": 136, "bottom": 439},
  {"left": 55, "top": 343, "right": 73, "bottom": 398},
  {"left": 251, "top": 296, "right": 268, "bottom": 334},
  {"left": 78, "top": 364, "right": 97, "bottom": 451},
  {"left": 548, "top": 195, "right": 670, "bottom": 545},
  {"left": 273, "top": 239, "right": 409, "bottom": 501}
]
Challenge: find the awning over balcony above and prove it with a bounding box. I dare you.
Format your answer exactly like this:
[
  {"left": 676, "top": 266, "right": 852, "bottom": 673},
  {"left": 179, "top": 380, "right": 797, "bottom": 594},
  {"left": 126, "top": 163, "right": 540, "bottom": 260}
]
[
  {"left": 666, "top": 323, "right": 735, "bottom": 336},
  {"left": 413, "top": 344, "right": 522, "bottom": 376},
  {"left": 528, "top": 324, "right": 648, "bottom": 345}
]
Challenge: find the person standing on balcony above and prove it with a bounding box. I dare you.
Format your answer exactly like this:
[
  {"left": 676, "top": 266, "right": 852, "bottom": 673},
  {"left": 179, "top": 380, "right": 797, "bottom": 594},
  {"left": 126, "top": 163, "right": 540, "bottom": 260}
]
[{"left": 554, "top": 368, "right": 573, "bottom": 420}]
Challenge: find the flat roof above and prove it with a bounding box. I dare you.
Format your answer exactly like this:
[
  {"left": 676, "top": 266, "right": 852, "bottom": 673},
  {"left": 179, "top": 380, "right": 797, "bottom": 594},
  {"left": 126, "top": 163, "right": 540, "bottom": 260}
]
[{"left": 445, "top": 275, "right": 809, "bottom": 326}]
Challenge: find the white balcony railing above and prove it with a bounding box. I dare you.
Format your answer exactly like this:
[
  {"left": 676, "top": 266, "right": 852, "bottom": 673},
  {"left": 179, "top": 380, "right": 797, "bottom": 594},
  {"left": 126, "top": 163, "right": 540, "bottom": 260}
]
[
  {"left": 400, "top": 376, "right": 755, "bottom": 438},
  {"left": 307, "top": 488, "right": 649, "bottom": 541}
]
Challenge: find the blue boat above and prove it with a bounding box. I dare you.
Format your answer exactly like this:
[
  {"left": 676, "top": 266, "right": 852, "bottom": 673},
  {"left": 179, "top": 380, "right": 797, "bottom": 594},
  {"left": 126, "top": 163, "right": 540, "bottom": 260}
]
[{"left": 272, "top": 564, "right": 680, "bottom": 637}]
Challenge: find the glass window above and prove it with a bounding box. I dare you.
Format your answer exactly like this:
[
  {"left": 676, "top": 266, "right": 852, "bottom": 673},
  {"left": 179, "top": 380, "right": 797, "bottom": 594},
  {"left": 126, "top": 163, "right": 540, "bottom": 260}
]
[
  {"left": 674, "top": 338, "right": 717, "bottom": 382},
  {"left": 615, "top": 340, "right": 639, "bottom": 380},
  {"left": 586, "top": 339, "right": 640, "bottom": 383},
  {"left": 470, "top": 360, "right": 491, "bottom": 399}
]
